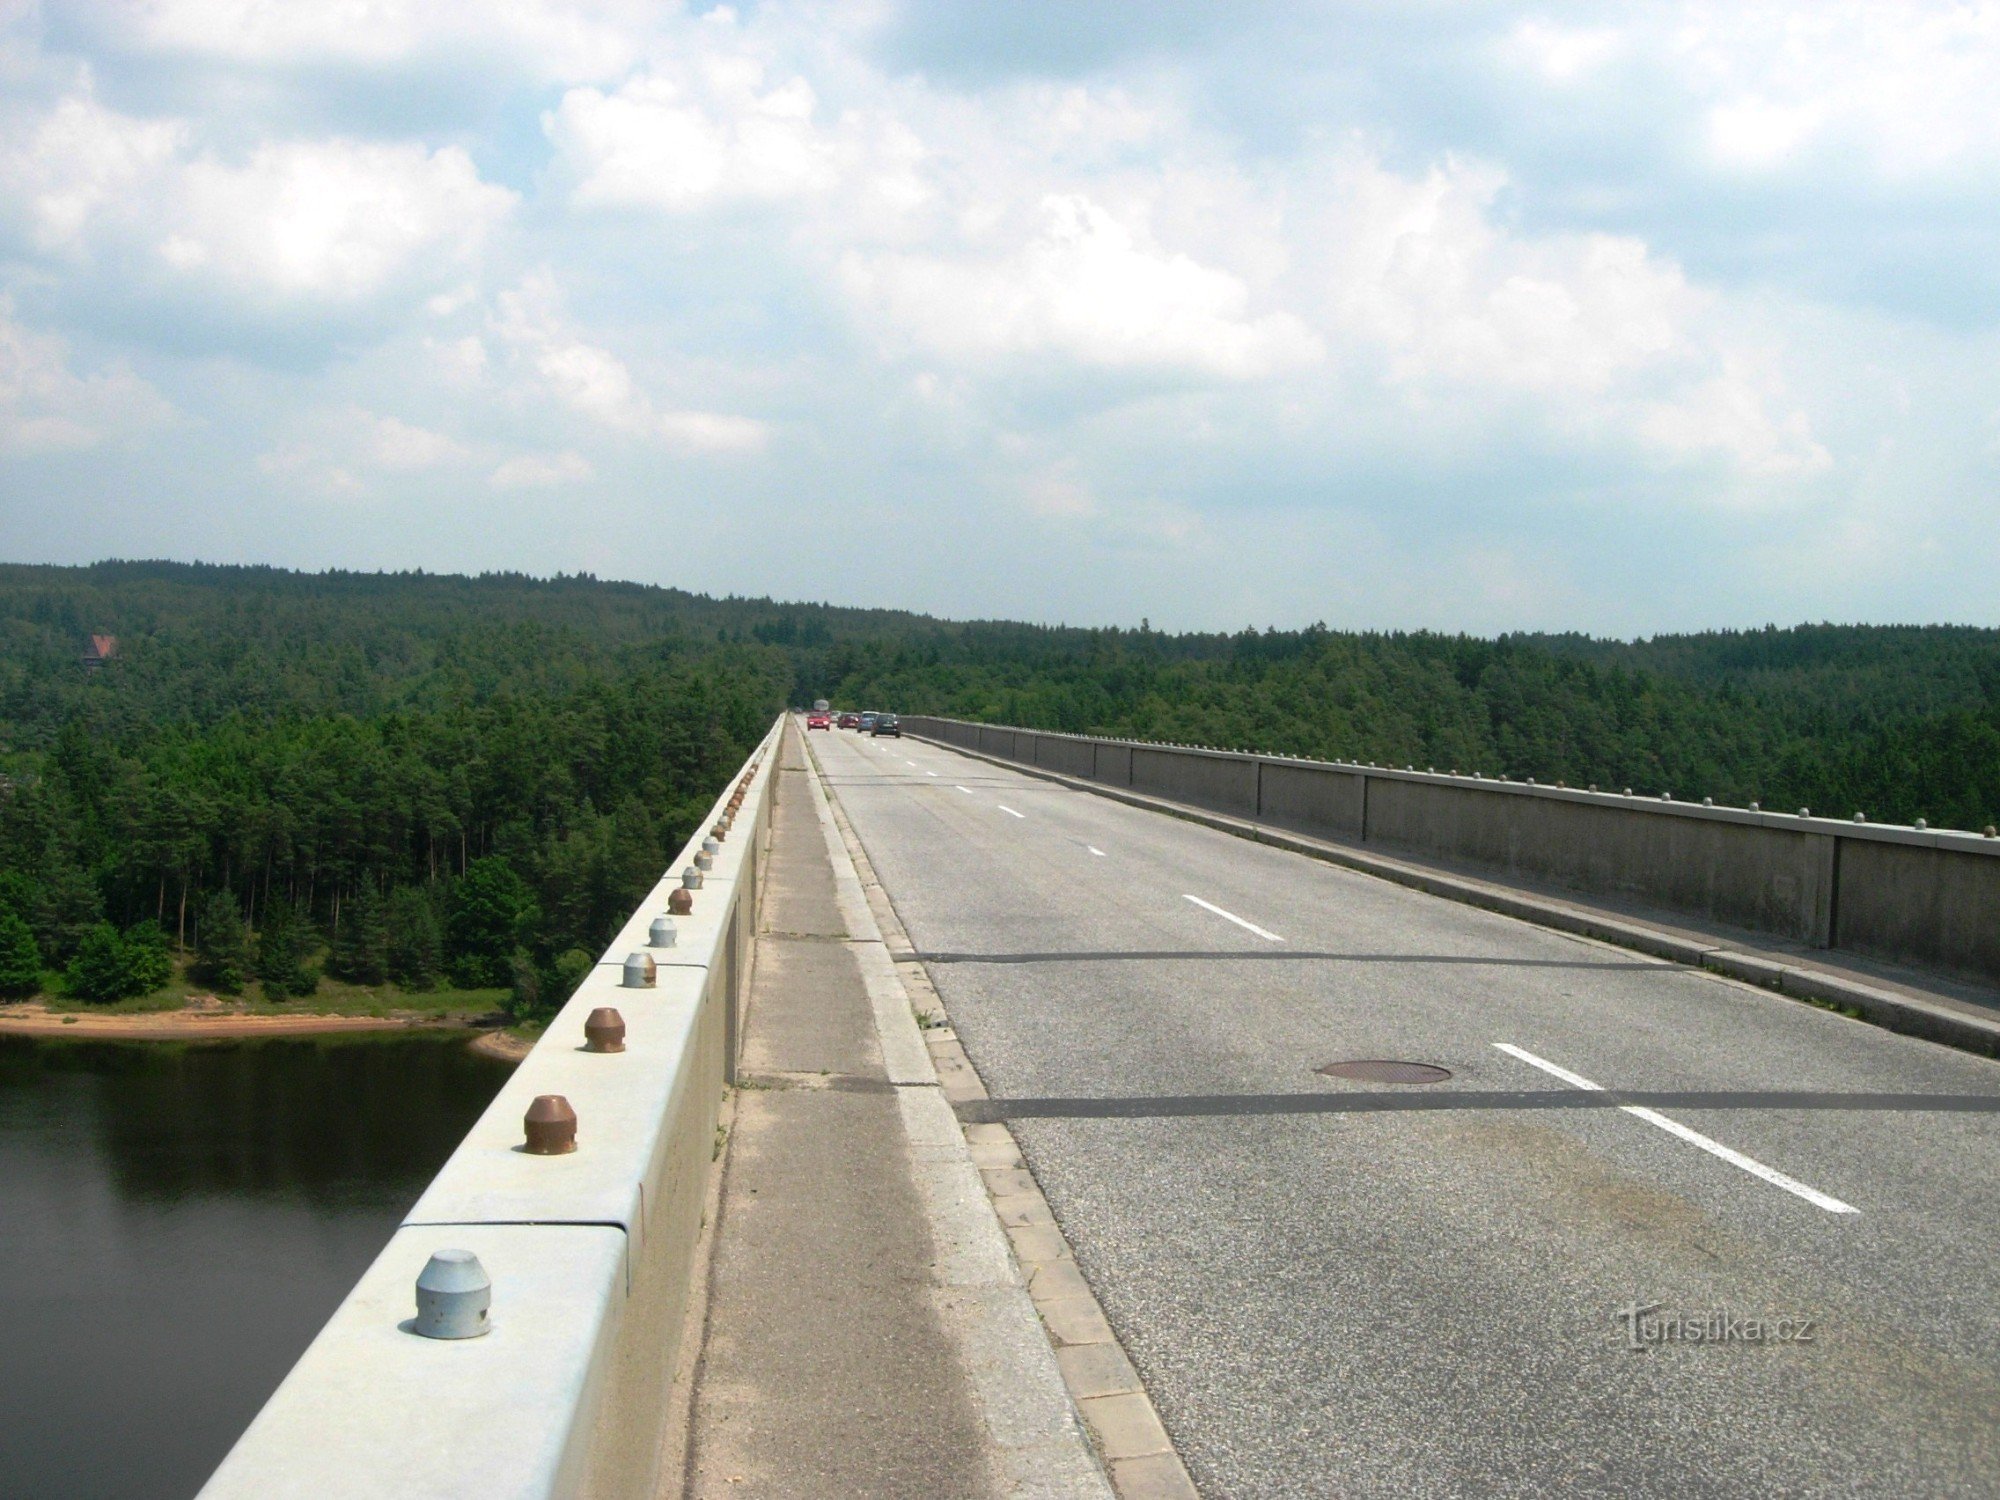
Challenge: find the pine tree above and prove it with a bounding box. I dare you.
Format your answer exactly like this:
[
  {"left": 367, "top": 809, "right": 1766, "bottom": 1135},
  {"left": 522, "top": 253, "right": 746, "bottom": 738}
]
[
  {"left": 121, "top": 920, "right": 173, "bottom": 996},
  {"left": 329, "top": 881, "right": 389, "bottom": 985},
  {"left": 191, "top": 889, "right": 252, "bottom": 994},
  {"left": 255, "top": 900, "right": 318, "bottom": 1000},
  {"left": 385, "top": 885, "right": 443, "bottom": 990},
  {"left": 447, "top": 858, "right": 537, "bottom": 988},
  {"left": 0, "top": 911, "right": 43, "bottom": 998},
  {"left": 65, "top": 923, "right": 133, "bottom": 1002}
]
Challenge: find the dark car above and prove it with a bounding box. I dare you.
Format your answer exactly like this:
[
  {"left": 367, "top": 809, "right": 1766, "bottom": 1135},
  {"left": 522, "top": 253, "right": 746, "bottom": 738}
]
[
  {"left": 871, "top": 714, "right": 901, "bottom": 737},
  {"left": 858, "top": 712, "right": 879, "bottom": 732},
  {"left": 838, "top": 712, "right": 860, "bottom": 729}
]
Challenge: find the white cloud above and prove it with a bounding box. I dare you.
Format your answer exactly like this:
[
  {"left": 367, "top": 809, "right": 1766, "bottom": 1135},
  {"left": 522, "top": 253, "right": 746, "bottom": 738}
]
[
  {"left": 79, "top": 0, "right": 654, "bottom": 83},
  {"left": 161, "top": 140, "right": 514, "bottom": 301},
  {"left": 0, "top": 94, "right": 186, "bottom": 253},
  {"left": 0, "top": 300, "right": 171, "bottom": 454},
  {"left": 492, "top": 276, "right": 770, "bottom": 454},
  {"left": 2, "top": 92, "right": 516, "bottom": 305},
  {"left": 848, "top": 193, "right": 1321, "bottom": 379},
  {"left": 490, "top": 450, "right": 594, "bottom": 488},
  {"left": 257, "top": 405, "right": 467, "bottom": 495},
  {"left": 547, "top": 67, "right": 837, "bottom": 211},
  {"left": 1317, "top": 152, "right": 1827, "bottom": 482}
]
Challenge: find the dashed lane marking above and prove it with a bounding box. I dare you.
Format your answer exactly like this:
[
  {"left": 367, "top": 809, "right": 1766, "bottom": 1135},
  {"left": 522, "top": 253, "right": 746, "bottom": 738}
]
[
  {"left": 1181, "top": 894, "right": 1283, "bottom": 943},
  {"left": 1493, "top": 1043, "right": 1858, "bottom": 1215}
]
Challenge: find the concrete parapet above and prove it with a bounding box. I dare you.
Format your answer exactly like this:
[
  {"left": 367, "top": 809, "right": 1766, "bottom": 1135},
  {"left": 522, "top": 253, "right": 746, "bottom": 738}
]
[
  {"left": 899, "top": 715, "right": 2000, "bottom": 990},
  {"left": 199, "top": 718, "right": 786, "bottom": 1500}
]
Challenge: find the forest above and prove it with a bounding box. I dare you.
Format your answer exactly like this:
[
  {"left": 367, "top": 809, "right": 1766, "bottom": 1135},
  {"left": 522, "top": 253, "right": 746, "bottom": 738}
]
[{"left": 2, "top": 560, "right": 1995, "bottom": 1009}]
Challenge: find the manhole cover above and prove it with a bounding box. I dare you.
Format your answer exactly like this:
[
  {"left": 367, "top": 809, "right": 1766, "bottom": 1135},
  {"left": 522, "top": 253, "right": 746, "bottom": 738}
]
[{"left": 1315, "top": 1060, "right": 1453, "bottom": 1084}]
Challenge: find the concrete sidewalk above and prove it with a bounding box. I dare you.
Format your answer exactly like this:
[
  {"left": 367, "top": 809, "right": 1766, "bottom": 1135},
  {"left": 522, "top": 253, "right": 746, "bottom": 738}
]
[{"left": 675, "top": 725, "right": 1110, "bottom": 1499}]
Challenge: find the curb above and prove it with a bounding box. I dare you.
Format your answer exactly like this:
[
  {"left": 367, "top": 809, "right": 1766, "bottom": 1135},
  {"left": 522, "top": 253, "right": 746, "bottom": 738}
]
[
  {"left": 909, "top": 734, "right": 2000, "bottom": 1062},
  {"left": 807, "top": 728, "right": 1203, "bottom": 1500}
]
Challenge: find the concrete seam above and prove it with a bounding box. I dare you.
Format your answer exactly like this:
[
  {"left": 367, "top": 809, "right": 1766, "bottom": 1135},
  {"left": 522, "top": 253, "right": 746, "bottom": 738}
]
[
  {"left": 907, "top": 732, "right": 2000, "bottom": 1064},
  {"left": 808, "top": 728, "right": 1201, "bottom": 1500}
]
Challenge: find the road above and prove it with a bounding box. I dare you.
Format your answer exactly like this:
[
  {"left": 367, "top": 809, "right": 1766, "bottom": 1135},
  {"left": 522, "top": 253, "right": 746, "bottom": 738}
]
[{"left": 810, "top": 723, "right": 2000, "bottom": 1498}]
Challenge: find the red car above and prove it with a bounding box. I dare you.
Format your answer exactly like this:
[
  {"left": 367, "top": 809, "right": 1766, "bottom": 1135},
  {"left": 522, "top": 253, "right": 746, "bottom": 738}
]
[
  {"left": 807, "top": 711, "right": 831, "bottom": 730},
  {"left": 837, "top": 712, "right": 861, "bottom": 729}
]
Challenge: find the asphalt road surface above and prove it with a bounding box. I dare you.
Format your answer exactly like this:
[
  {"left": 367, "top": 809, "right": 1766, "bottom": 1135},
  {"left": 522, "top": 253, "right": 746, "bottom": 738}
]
[{"left": 811, "top": 722, "right": 2000, "bottom": 1499}]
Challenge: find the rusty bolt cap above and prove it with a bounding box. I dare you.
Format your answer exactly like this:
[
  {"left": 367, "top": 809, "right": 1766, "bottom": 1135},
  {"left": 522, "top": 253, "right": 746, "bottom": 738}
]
[
  {"left": 584, "top": 1007, "right": 626, "bottom": 1053},
  {"left": 711, "top": 823, "right": 728, "bottom": 842},
  {"left": 621, "top": 951, "right": 656, "bottom": 988},
  {"left": 694, "top": 850, "right": 714, "bottom": 870},
  {"left": 668, "top": 887, "right": 694, "bottom": 914},
  {"left": 524, "top": 1094, "right": 578, "bottom": 1155}
]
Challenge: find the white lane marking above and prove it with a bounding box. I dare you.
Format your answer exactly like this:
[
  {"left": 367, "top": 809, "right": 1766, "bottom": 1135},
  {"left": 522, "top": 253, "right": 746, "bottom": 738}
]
[
  {"left": 1181, "top": 894, "right": 1283, "bottom": 943},
  {"left": 998, "top": 805, "right": 1025, "bottom": 819},
  {"left": 1087, "top": 846, "right": 1107, "bottom": 857},
  {"left": 906, "top": 760, "right": 917, "bottom": 767},
  {"left": 955, "top": 785, "right": 975, "bottom": 795},
  {"left": 926, "top": 771, "right": 938, "bottom": 777},
  {"left": 1492, "top": 1043, "right": 1858, "bottom": 1215}
]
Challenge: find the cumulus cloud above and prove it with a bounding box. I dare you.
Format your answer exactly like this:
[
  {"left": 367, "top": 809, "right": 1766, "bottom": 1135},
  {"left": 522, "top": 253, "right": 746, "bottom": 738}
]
[
  {"left": 1, "top": 92, "right": 515, "bottom": 313},
  {"left": 69, "top": 0, "right": 654, "bottom": 83},
  {"left": 1317, "top": 153, "right": 1827, "bottom": 481},
  {"left": 547, "top": 67, "right": 837, "bottom": 211},
  {"left": 492, "top": 276, "right": 769, "bottom": 454},
  {"left": 257, "top": 405, "right": 468, "bottom": 495},
  {"left": 849, "top": 193, "right": 1321, "bottom": 379},
  {"left": 0, "top": 300, "right": 171, "bottom": 454}
]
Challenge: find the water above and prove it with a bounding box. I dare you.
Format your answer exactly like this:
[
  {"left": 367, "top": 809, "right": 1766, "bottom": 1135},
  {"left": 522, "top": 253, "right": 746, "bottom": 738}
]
[{"left": 0, "top": 1032, "right": 513, "bottom": 1500}]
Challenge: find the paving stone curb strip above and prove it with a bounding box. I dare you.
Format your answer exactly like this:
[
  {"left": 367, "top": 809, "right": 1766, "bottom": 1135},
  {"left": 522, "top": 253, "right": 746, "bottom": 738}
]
[
  {"left": 803, "top": 732, "right": 1202, "bottom": 1500},
  {"left": 908, "top": 733, "right": 2000, "bottom": 1063}
]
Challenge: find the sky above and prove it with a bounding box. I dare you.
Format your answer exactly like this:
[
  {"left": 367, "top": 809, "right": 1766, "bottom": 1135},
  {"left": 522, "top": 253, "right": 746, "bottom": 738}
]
[{"left": 1, "top": 1, "right": 1997, "bottom": 636}]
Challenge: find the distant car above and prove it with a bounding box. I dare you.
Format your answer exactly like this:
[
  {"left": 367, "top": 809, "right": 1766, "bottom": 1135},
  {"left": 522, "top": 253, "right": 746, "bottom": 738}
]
[
  {"left": 858, "top": 712, "right": 878, "bottom": 732},
  {"left": 838, "top": 712, "right": 860, "bottom": 729},
  {"left": 871, "top": 714, "right": 901, "bottom": 737},
  {"left": 807, "top": 711, "right": 831, "bottom": 730}
]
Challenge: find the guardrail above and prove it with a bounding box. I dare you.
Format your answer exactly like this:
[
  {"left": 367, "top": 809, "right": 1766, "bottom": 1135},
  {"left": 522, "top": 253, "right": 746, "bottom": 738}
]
[
  {"left": 903, "top": 716, "right": 2000, "bottom": 990},
  {"left": 200, "top": 716, "right": 784, "bottom": 1500}
]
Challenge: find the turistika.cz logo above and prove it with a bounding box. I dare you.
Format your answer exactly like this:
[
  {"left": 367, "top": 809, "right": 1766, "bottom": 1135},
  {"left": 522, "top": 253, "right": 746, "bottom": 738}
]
[{"left": 1615, "top": 1302, "right": 1816, "bottom": 1352}]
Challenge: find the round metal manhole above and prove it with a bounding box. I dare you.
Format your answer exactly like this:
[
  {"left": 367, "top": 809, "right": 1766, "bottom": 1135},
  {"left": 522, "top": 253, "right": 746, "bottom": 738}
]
[{"left": 1315, "top": 1060, "right": 1453, "bottom": 1085}]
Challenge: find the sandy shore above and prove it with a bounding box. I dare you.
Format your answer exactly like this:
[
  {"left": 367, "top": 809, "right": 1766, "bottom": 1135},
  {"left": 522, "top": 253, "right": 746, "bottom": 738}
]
[{"left": 0, "top": 1002, "right": 485, "bottom": 1043}]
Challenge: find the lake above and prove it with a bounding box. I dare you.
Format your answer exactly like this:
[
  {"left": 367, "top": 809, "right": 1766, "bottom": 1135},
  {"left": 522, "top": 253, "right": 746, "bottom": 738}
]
[{"left": 0, "top": 1031, "right": 512, "bottom": 1500}]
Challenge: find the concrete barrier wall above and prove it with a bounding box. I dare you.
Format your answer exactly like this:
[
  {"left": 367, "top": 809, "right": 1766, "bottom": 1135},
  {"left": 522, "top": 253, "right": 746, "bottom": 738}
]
[
  {"left": 1258, "top": 759, "right": 1366, "bottom": 841},
  {"left": 899, "top": 716, "right": 2000, "bottom": 988},
  {"left": 200, "top": 718, "right": 785, "bottom": 1500},
  {"left": 1130, "top": 745, "right": 1259, "bottom": 816}
]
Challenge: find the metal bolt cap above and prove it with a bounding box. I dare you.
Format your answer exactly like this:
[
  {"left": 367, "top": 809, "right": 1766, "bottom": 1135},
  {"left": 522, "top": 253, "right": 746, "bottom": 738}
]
[
  {"left": 622, "top": 951, "right": 656, "bottom": 988},
  {"left": 694, "top": 850, "right": 714, "bottom": 870},
  {"left": 702, "top": 838, "right": 720, "bottom": 857},
  {"left": 1750, "top": 801, "right": 1760, "bottom": 810},
  {"left": 648, "top": 916, "right": 677, "bottom": 948},
  {"left": 1798, "top": 807, "right": 1812, "bottom": 817},
  {"left": 524, "top": 1094, "right": 578, "bottom": 1155},
  {"left": 1703, "top": 797, "right": 1714, "bottom": 806},
  {"left": 413, "top": 1249, "right": 492, "bottom": 1340},
  {"left": 584, "top": 1007, "right": 626, "bottom": 1053},
  {"left": 1913, "top": 818, "right": 1928, "bottom": 830},
  {"left": 682, "top": 867, "right": 703, "bottom": 889},
  {"left": 711, "top": 823, "right": 728, "bottom": 842},
  {"left": 668, "top": 887, "right": 694, "bottom": 914},
  {"left": 1853, "top": 811, "right": 1867, "bottom": 823},
  {"left": 1986, "top": 826, "right": 1997, "bottom": 838}
]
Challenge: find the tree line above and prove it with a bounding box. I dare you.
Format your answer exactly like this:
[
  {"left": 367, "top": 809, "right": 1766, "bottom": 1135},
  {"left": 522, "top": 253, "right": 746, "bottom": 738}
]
[{"left": 3, "top": 563, "right": 1994, "bottom": 1012}]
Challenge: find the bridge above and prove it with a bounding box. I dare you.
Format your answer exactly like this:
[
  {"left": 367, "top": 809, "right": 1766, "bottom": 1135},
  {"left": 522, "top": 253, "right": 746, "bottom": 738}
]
[{"left": 202, "top": 715, "right": 2000, "bottom": 1497}]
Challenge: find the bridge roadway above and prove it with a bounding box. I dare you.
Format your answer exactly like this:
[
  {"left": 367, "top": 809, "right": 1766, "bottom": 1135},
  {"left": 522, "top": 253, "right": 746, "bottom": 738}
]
[{"left": 811, "top": 724, "right": 2000, "bottom": 1498}]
